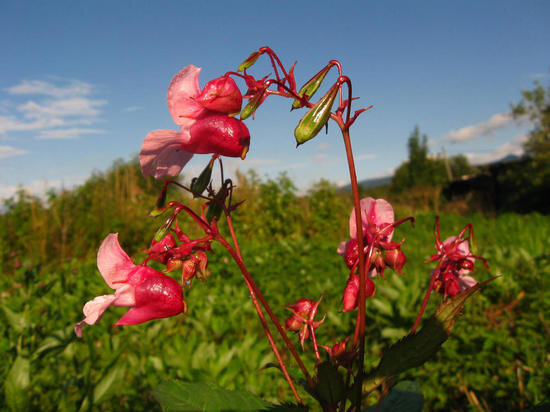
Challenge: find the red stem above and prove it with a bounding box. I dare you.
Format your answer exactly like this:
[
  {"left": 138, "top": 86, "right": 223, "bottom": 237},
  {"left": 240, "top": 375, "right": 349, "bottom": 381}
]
[
  {"left": 216, "top": 228, "right": 315, "bottom": 389},
  {"left": 411, "top": 258, "right": 444, "bottom": 333}
]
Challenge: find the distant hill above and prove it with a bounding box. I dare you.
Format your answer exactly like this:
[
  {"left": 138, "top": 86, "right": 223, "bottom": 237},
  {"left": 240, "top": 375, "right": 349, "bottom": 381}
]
[{"left": 340, "top": 175, "right": 392, "bottom": 192}]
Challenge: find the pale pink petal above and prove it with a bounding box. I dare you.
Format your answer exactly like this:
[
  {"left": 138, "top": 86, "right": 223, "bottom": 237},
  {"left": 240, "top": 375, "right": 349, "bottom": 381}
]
[
  {"left": 371, "top": 198, "right": 394, "bottom": 227},
  {"left": 337, "top": 241, "right": 347, "bottom": 256},
  {"left": 349, "top": 198, "right": 394, "bottom": 239},
  {"left": 167, "top": 65, "right": 207, "bottom": 125},
  {"left": 459, "top": 275, "right": 477, "bottom": 291},
  {"left": 113, "top": 283, "right": 136, "bottom": 306},
  {"left": 140, "top": 129, "right": 194, "bottom": 178},
  {"left": 74, "top": 294, "right": 117, "bottom": 336},
  {"left": 97, "top": 234, "right": 136, "bottom": 288}
]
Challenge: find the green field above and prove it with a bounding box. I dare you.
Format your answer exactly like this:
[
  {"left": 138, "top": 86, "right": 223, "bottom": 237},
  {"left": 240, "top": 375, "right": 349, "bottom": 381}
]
[{"left": 1, "top": 164, "right": 549, "bottom": 410}]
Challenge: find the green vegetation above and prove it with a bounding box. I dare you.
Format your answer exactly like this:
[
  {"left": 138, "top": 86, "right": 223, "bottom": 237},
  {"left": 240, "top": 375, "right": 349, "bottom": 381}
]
[{"left": 1, "top": 160, "right": 548, "bottom": 410}]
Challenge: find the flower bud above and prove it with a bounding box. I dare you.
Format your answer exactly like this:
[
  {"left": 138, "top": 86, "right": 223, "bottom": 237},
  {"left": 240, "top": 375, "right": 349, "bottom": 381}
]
[
  {"left": 291, "top": 65, "right": 331, "bottom": 110},
  {"left": 190, "top": 157, "right": 214, "bottom": 197},
  {"left": 285, "top": 315, "right": 302, "bottom": 331},
  {"left": 342, "top": 275, "right": 375, "bottom": 312},
  {"left": 165, "top": 258, "right": 183, "bottom": 272},
  {"left": 384, "top": 247, "right": 406, "bottom": 275},
  {"left": 195, "top": 76, "right": 242, "bottom": 114},
  {"left": 294, "top": 82, "right": 338, "bottom": 146},
  {"left": 238, "top": 51, "right": 261, "bottom": 72},
  {"left": 182, "top": 259, "right": 197, "bottom": 283}
]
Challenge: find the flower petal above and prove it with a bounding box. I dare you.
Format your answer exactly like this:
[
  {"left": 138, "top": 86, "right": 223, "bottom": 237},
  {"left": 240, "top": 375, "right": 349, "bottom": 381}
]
[
  {"left": 167, "top": 65, "right": 206, "bottom": 125},
  {"left": 140, "top": 129, "right": 194, "bottom": 178},
  {"left": 459, "top": 275, "right": 477, "bottom": 291},
  {"left": 97, "top": 234, "right": 136, "bottom": 288},
  {"left": 349, "top": 198, "right": 394, "bottom": 239},
  {"left": 74, "top": 294, "right": 117, "bottom": 337}
]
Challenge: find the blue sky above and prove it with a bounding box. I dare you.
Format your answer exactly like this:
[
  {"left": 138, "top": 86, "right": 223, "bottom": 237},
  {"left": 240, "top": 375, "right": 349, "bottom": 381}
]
[{"left": 1, "top": 1, "right": 548, "bottom": 199}]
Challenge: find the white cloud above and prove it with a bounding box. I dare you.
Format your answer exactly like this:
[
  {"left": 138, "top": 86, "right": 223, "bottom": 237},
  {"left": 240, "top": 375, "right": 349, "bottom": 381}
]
[
  {"left": 0, "top": 78, "right": 106, "bottom": 138},
  {"left": 6, "top": 79, "right": 92, "bottom": 98},
  {"left": 37, "top": 128, "right": 104, "bottom": 140},
  {"left": 442, "top": 112, "right": 514, "bottom": 143},
  {"left": 465, "top": 134, "right": 527, "bottom": 165},
  {"left": 0, "top": 145, "right": 28, "bottom": 159}
]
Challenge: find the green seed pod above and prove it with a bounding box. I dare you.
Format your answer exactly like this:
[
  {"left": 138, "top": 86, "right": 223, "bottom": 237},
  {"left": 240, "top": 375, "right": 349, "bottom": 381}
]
[
  {"left": 240, "top": 90, "right": 265, "bottom": 120},
  {"left": 190, "top": 158, "right": 214, "bottom": 197},
  {"left": 294, "top": 82, "right": 339, "bottom": 146},
  {"left": 238, "top": 51, "right": 261, "bottom": 72},
  {"left": 292, "top": 65, "right": 331, "bottom": 110}
]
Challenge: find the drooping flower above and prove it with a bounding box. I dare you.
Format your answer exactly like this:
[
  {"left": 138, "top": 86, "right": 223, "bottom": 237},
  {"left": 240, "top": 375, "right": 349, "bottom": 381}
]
[
  {"left": 74, "top": 234, "right": 185, "bottom": 337},
  {"left": 140, "top": 65, "right": 250, "bottom": 179}
]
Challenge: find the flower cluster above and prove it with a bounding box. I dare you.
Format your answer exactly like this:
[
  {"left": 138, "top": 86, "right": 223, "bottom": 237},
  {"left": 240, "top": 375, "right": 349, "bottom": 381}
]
[
  {"left": 337, "top": 198, "right": 411, "bottom": 311},
  {"left": 427, "top": 219, "right": 488, "bottom": 297}
]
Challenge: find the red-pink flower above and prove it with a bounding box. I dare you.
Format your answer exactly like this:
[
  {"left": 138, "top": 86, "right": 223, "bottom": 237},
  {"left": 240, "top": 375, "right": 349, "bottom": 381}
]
[
  {"left": 74, "top": 234, "right": 185, "bottom": 337},
  {"left": 140, "top": 65, "right": 250, "bottom": 179},
  {"left": 337, "top": 198, "right": 396, "bottom": 277},
  {"left": 285, "top": 298, "right": 325, "bottom": 349}
]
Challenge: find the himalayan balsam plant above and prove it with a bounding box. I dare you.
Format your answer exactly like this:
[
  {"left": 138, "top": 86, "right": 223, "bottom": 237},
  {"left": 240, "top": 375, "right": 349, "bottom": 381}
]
[{"left": 75, "top": 47, "right": 493, "bottom": 411}]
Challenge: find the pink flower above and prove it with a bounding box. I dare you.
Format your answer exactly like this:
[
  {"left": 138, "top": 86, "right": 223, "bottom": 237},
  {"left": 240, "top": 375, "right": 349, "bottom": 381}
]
[
  {"left": 337, "top": 198, "right": 396, "bottom": 277},
  {"left": 140, "top": 65, "right": 250, "bottom": 179},
  {"left": 285, "top": 298, "right": 325, "bottom": 349},
  {"left": 74, "top": 234, "right": 185, "bottom": 337}
]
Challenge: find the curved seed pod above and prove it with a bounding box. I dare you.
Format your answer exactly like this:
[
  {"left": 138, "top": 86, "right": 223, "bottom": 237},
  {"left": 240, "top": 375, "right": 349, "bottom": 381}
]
[
  {"left": 292, "top": 65, "right": 332, "bottom": 110},
  {"left": 294, "top": 82, "right": 339, "bottom": 146},
  {"left": 238, "top": 51, "right": 261, "bottom": 72}
]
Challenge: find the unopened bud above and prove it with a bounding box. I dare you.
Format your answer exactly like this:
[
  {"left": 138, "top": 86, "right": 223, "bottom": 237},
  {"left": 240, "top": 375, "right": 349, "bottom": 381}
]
[
  {"left": 166, "top": 258, "right": 183, "bottom": 272},
  {"left": 384, "top": 248, "right": 406, "bottom": 274},
  {"left": 294, "top": 82, "right": 339, "bottom": 146},
  {"left": 190, "top": 157, "right": 214, "bottom": 197},
  {"left": 238, "top": 51, "right": 261, "bottom": 72},
  {"left": 195, "top": 76, "right": 242, "bottom": 114},
  {"left": 182, "top": 259, "right": 197, "bottom": 283},
  {"left": 292, "top": 65, "right": 331, "bottom": 110}
]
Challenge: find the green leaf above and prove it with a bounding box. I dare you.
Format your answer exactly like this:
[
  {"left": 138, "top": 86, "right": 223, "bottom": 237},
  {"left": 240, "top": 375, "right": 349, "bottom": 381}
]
[
  {"left": 364, "top": 280, "right": 492, "bottom": 392},
  {"left": 2, "top": 305, "right": 29, "bottom": 334},
  {"left": 363, "top": 381, "right": 423, "bottom": 412},
  {"left": 4, "top": 354, "right": 30, "bottom": 411},
  {"left": 315, "top": 361, "right": 346, "bottom": 406},
  {"left": 32, "top": 326, "right": 74, "bottom": 360},
  {"left": 153, "top": 380, "right": 270, "bottom": 411},
  {"left": 93, "top": 364, "right": 126, "bottom": 404}
]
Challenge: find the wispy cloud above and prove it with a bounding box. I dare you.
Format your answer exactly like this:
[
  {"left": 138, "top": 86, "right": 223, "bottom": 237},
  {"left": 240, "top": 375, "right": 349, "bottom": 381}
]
[
  {"left": 6, "top": 79, "right": 93, "bottom": 98},
  {"left": 37, "top": 128, "right": 104, "bottom": 140},
  {"left": 442, "top": 112, "right": 514, "bottom": 143},
  {"left": 122, "top": 106, "right": 142, "bottom": 112},
  {"left": 465, "top": 134, "right": 526, "bottom": 165},
  {"left": 316, "top": 143, "right": 329, "bottom": 152},
  {"left": 0, "top": 145, "right": 28, "bottom": 159},
  {"left": 0, "top": 78, "right": 106, "bottom": 139},
  {"left": 356, "top": 153, "right": 375, "bottom": 161}
]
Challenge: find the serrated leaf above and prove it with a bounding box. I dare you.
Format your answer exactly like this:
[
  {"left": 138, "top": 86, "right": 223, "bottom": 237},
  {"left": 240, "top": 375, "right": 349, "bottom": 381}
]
[
  {"left": 4, "top": 354, "right": 30, "bottom": 411},
  {"left": 153, "top": 380, "right": 270, "bottom": 411},
  {"left": 364, "top": 280, "right": 492, "bottom": 392},
  {"left": 362, "top": 380, "right": 423, "bottom": 412}
]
